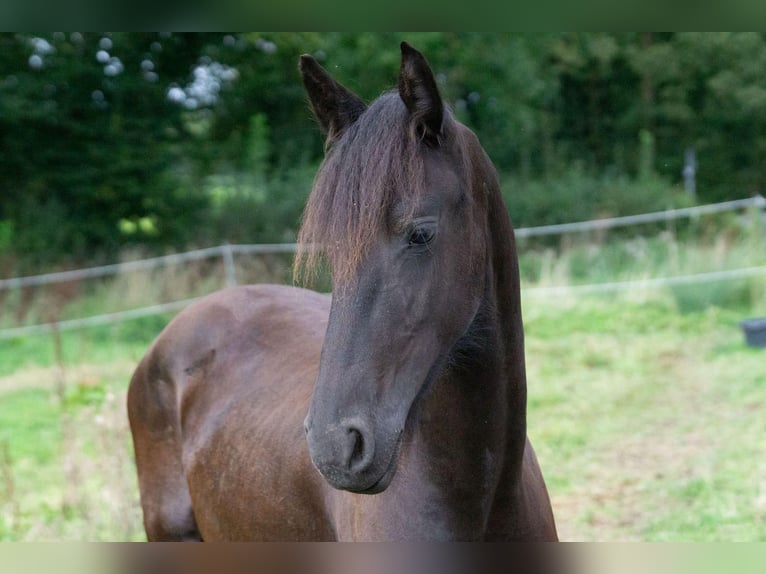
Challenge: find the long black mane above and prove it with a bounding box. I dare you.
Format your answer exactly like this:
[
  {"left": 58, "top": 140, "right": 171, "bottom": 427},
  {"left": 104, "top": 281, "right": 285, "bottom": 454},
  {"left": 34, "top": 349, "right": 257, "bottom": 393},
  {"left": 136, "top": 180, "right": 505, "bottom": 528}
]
[{"left": 296, "top": 92, "right": 459, "bottom": 284}]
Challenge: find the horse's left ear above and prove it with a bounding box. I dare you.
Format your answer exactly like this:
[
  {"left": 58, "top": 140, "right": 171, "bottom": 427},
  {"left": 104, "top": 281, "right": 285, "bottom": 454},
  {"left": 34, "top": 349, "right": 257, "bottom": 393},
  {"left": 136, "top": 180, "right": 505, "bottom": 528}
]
[{"left": 398, "top": 42, "right": 443, "bottom": 145}]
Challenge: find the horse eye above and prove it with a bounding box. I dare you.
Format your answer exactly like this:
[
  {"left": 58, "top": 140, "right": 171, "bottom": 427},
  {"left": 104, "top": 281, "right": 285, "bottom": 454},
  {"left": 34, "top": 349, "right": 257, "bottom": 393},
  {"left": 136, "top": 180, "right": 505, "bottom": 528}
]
[{"left": 408, "top": 227, "right": 434, "bottom": 246}]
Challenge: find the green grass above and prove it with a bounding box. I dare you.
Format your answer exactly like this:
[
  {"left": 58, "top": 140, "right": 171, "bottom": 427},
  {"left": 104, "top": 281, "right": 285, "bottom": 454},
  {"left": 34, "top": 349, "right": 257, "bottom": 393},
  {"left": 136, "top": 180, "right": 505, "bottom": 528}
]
[
  {"left": 0, "top": 375, "right": 145, "bottom": 540},
  {"left": 0, "top": 389, "right": 62, "bottom": 462},
  {"left": 0, "top": 319, "right": 166, "bottom": 378},
  {"left": 1, "top": 231, "right": 765, "bottom": 540},
  {"left": 524, "top": 297, "right": 766, "bottom": 541},
  {"left": 0, "top": 321, "right": 158, "bottom": 541}
]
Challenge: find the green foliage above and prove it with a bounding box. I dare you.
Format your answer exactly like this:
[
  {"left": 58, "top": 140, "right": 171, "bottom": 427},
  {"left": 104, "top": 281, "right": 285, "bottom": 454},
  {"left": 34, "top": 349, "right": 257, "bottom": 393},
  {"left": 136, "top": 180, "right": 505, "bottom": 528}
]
[
  {"left": 503, "top": 166, "right": 690, "bottom": 230},
  {"left": 0, "top": 33, "right": 212, "bottom": 267},
  {"left": 0, "top": 220, "right": 13, "bottom": 253},
  {"left": 638, "top": 129, "right": 656, "bottom": 181},
  {"left": 202, "top": 164, "right": 314, "bottom": 245},
  {"left": 3, "top": 33, "right": 766, "bottom": 272},
  {"left": 670, "top": 281, "right": 754, "bottom": 314}
]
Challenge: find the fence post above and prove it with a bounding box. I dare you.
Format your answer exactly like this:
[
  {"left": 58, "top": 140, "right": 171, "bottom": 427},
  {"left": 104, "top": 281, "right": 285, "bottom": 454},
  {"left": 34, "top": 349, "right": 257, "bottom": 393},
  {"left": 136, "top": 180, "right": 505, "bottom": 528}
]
[
  {"left": 222, "top": 244, "right": 237, "bottom": 287},
  {"left": 683, "top": 147, "right": 696, "bottom": 201}
]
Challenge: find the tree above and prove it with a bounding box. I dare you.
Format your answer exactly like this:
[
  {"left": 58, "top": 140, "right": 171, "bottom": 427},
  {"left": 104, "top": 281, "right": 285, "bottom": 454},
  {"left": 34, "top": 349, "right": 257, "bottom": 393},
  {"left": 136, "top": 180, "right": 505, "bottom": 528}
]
[
  {"left": 3, "top": 33, "right": 764, "bottom": 271},
  {"left": 0, "top": 33, "right": 211, "bottom": 265}
]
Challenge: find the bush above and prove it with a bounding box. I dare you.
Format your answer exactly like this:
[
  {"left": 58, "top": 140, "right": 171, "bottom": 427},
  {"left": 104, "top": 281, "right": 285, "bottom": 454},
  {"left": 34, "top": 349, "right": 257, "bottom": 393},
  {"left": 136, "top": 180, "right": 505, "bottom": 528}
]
[
  {"left": 201, "top": 165, "right": 315, "bottom": 246},
  {"left": 501, "top": 167, "right": 691, "bottom": 230}
]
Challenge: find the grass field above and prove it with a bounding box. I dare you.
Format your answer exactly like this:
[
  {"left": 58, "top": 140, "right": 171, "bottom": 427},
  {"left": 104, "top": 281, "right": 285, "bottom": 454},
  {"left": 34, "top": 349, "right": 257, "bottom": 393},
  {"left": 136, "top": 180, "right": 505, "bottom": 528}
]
[
  {"left": 1, "top": 230, "right": 764, "bottom": 541},
  {"left": 525, "top": 297, "right": 766, "bottom": 541}
]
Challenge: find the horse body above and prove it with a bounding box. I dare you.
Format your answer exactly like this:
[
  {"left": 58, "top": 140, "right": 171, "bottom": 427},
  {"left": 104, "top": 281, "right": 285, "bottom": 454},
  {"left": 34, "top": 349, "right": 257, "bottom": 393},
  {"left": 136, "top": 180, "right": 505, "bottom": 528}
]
[{"left": 128, "top": 43, "right": 556, "bottom": 541}]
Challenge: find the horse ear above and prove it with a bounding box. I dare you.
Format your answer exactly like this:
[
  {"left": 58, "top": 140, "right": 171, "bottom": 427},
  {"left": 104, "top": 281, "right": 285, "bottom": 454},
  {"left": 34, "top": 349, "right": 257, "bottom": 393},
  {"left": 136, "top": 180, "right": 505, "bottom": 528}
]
[
  {"left": 398, "top": 42, "right": 443, "bottom": 145},
  {"left": 299, "top": 54, "right": 366, "bottom": 148}
]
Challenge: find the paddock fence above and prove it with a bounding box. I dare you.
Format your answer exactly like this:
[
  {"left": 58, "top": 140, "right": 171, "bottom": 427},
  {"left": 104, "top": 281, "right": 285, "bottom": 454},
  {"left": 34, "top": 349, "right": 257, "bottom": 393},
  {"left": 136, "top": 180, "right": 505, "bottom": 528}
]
[{"left": 1, "top": 195, "right": 764, "bottom": 339}]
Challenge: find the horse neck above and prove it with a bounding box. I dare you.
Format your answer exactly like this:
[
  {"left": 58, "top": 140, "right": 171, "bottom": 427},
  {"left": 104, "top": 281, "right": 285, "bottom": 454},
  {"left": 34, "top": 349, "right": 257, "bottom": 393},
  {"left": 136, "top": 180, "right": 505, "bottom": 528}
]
[
  {"left": 419, "top": 170, "right": 529, "bottom": 463},
  {"left": 392, "top": 188, "right": 528, "bottom": 529},
  {"left": 356, "top": 171, "right": 530, "bottom": 537},
  {"left": 462, "top": 133, "right": 528, "bottom": 425},
  {"left": 436, "top": 179, "right": 529, "bottom": 506},
  {"left": 456, "top": 131, "right": 529, "bottom": 433},
  {"left": 484, "top": 181, "right": 528, "bottom": 441}
]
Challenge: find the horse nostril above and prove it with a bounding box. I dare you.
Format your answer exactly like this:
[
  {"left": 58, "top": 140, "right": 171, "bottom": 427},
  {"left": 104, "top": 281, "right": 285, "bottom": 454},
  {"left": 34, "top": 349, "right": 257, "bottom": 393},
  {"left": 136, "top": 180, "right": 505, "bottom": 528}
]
[
  {"left": 344, "top": 422, "right": 373, "bottom": 473},
  {"left": 347, "top": 428, "right": 364, "bottom": 470}
]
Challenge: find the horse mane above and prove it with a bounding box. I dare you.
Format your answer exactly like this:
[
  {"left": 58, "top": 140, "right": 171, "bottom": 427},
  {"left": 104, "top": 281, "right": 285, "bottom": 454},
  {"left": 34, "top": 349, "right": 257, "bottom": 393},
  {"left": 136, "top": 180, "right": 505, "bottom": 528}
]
[{"left": 295, "top": 91, "right": 460, "bottom": 285}]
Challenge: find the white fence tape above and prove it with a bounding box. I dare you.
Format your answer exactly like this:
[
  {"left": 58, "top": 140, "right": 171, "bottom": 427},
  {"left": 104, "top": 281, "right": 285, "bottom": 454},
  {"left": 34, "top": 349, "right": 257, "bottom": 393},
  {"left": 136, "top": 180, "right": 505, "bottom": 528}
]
[
  {"left": 0, "top": 243, "right": 299, "bottom": 290},
  {"left": 0, "top": 196, "right": 764, "bottom": 339},
  {"left": 3, "top": 265, "right": 765, "bottom": 340},
  {"left": 514, "top": 195, "right": 765, "bottom": 238},
  {"left": 1, "top": 196, "right": 762, "bottom": 292},
  {"left": 0, "top": 298, "right": 200, "bottom": 340},
  {"left": 523, "top": 265, "right": 766, "bottom": 296},
  {"left": 0, "top": 195, "right": 766, "bottom": 290}
]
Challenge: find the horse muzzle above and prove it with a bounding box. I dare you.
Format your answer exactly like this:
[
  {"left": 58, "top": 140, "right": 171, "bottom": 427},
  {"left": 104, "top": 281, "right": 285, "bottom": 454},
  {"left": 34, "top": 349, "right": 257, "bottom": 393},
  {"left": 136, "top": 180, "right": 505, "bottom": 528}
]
[{"left": 304, "top": 415, "right": 402, "bottom": 494}]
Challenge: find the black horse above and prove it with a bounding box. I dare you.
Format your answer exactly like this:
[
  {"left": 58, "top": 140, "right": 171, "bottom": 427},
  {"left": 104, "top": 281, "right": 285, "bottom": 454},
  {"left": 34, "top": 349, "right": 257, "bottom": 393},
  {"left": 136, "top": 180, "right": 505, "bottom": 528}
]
[{"left": 128, "top": 42, "right": 557, "bottom": 541}]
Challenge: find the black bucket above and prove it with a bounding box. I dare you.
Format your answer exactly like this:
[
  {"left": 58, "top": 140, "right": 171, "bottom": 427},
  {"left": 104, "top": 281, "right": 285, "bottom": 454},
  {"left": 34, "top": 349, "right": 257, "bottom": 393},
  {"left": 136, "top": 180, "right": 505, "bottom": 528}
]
[{"left": 741, "top": 318, "right": 766, "bottom": 348}]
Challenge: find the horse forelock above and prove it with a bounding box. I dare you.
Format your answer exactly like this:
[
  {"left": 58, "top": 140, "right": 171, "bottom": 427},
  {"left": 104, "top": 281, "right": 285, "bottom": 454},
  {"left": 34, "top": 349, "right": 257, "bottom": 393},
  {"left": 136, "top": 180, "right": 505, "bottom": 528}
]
[{"left": 296, "top": 92, "right": 462, "bottom": 285}]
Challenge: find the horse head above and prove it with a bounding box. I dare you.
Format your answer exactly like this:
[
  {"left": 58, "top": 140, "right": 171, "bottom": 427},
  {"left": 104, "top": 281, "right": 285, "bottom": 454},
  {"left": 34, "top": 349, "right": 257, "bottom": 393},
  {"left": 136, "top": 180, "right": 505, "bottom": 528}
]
[{"left": 299, "top": 43, "right": 496, "bottom": 494}]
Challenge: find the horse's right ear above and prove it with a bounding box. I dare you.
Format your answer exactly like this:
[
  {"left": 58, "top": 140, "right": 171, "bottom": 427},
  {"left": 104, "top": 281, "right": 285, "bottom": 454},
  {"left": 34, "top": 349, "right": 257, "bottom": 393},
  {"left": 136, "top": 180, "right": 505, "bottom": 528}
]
[
  {"left": 398, "top": 42, "right": 443, "bottom": 145},
  {"left": 300, "top": 55, "right": 366, "bottom": 148}
]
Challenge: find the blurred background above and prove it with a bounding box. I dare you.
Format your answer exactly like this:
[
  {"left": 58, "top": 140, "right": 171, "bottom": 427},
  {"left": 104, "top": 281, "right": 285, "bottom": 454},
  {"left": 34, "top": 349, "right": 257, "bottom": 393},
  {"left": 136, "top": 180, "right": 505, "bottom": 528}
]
[
  {"left": 0, "top": 33, "right": 764, "bottom": 541},
  {"left": 2, "top": 32, "right": 766, "bottom": 270}
]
